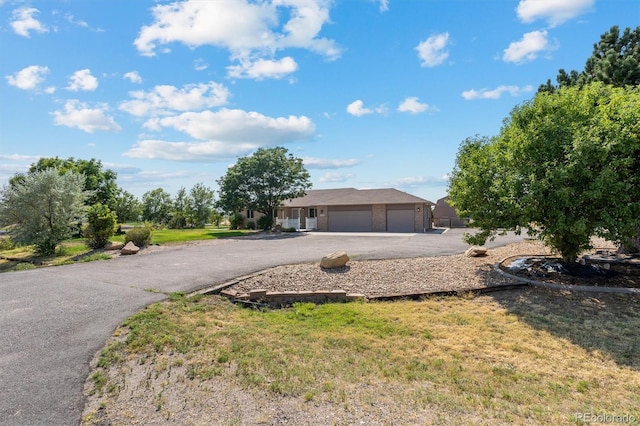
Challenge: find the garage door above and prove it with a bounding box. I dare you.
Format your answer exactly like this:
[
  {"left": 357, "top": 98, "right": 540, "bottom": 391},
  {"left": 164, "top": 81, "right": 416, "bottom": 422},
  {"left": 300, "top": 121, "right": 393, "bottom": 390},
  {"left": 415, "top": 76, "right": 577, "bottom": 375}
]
[
  {"left": 387, "top": 207, "right": 415, "bottom": 232},
  {"left": 328, "top": 206, "right": 372, "bottom": 232}
]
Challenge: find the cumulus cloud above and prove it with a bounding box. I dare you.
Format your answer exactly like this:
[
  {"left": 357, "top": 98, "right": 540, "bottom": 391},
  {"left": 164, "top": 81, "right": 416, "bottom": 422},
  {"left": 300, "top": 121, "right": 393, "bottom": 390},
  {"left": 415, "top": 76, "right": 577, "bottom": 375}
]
[
  {"left": 52, "top": 100, "right": 122, "bottom": 133},
  {"left": 10, "top": 7, "right": 48, "bottom": 37},
  {"left": 461, "top": 85, "right": 533, "bottom": 100},
  {"left": 227, "top": 57, "right": 298, "bottom": 80},
  {"left": 397, "top": 97, "right": 436, "bottom": 114},
  {"left": 127, "top": 108, "right": 316, "bottom": 161},
  {"left": 319, "top": 172, "right": 354, "bottom": 183},
  {"left": 145, "top": 109, "right": 315, "bottom": 143},
  {"left": 516, "top": 0, "right": 594, "bottom": 27},
  {"left": 134, "top": 0, "right": 342, "bottom": 79},
  {"left": 416, "top": 33, "right": 450, "bottom": 67},
  {"left": 346, "top": 100, "right": 386, "bottom": 117},
  {"left": 303, "top": 157, "right": 360, "bottom": 169},
  {"left": 66, "top": 69, "right": 98, "bottom": 91},
  {"left": 123, "top": 71, "right": 143, "bottom": 84},
  {"left": 503, "top": 30, "right": 551, "bottom": 64},
  {"left": 120, "top": 82, "right": 230, "bottom": 117},
  {"left": 124, "top": 140, "right": 262, "bottom": 162},
  {"left": 6, "top": 65, "right": 49, "bottom": 91}
]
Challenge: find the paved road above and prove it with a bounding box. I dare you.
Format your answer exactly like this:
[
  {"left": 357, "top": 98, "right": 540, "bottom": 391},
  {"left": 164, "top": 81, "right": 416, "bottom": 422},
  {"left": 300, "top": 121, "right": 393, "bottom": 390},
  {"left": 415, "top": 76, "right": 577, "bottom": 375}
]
[{"left": 0, "top": 229, "right": 526, "bottom": 426}]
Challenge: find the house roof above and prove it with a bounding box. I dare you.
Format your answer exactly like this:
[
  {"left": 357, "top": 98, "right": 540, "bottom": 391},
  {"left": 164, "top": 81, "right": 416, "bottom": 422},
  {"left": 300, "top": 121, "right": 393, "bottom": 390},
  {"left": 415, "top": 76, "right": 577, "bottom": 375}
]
[{"left": 282, "top": 188, "right": 432, "bottom": 207}]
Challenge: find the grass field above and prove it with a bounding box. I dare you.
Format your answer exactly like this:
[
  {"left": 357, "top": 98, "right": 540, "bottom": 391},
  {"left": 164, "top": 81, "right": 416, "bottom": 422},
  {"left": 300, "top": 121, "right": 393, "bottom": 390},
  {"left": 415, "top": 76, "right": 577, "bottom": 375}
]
[
  {"left": 84, "top": 290, "right": 640, "bottom": 425},
  {"left": 0, "top": 227, "right": 250, "bottom": 272}
]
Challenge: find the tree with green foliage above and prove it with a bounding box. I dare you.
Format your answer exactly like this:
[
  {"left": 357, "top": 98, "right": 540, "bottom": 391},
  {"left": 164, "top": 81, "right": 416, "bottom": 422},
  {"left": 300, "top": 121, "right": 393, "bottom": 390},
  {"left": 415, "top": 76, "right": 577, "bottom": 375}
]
[
  {"left": 217, "top": 147, "right": 311, "bottom": 219},
  {"left": 84, "top": 203, "right": 118, "bottom": 248},
  {"left": 539, "top": 25, "right": 640, "bottom": 92},
  {"left": 113, "top": 188, "right": 141, "bottom": 223},
  {"left": 187, "top": 183, "right": 215, "bottom": 228},
  {"left": 10, "top": 157, "right": 118, "bottom": 209},
  {"left": 0, "top": 169, "right": 89, "bottom": 255},
  {"left": 169, "top": 187, "right": 189, "bottom": 229},
  {"left": 141, "top": 188, "right": 173, "bottom": 225},
  {"left": 449, "top": 83, "right": 640, "bottom": 262}
]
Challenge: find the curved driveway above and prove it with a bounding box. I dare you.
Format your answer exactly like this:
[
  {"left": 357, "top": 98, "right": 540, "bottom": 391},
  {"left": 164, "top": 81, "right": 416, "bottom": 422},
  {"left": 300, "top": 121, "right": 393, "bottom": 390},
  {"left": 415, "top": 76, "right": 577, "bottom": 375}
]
[{"left": 0, "top": 229, "right": 526, "bottom": 426}]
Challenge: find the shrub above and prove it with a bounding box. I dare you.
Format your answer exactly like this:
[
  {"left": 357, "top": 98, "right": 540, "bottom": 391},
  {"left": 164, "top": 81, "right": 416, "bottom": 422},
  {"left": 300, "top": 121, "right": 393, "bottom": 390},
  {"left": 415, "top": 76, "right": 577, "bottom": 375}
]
[
  {"left": 283, "top": 227, "right": 297, "bottom": 233},
  {"left": 125, "top": 226, "right": 152, "bottom": 247},
  {"left": 230, "top": 213, "right": 244, "bottom": 230},
  {"left": 246, "top": 221, "right": 256, "bottom": 230},
  {"left": 85, "top": 203, "right": 118, "bottom": 249},
  {"left": 168, "top": 213, "right": 187, "bottom": 229},
  {"left": 0, "top": 236, "right": 15, "bottom": 251},
  {"left": 257, "top": 215, "right": 273, "bottom": 230},
  {"left": 14, "top": 262, "right": 36, "bottom": 271}
]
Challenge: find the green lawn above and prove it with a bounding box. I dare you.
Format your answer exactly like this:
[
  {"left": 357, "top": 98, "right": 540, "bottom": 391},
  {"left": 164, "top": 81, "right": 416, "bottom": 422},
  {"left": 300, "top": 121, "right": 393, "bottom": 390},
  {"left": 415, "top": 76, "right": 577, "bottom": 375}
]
[{"left": 0, "top": 227, "right": 251, "bottom": 272}]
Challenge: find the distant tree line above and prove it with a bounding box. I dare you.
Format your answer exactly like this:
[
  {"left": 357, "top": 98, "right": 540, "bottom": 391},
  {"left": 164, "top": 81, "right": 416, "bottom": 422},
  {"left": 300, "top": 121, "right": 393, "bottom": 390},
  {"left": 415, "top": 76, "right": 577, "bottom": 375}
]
[{"left": 0, "top": 147, "right": 311, "bottom": 255}]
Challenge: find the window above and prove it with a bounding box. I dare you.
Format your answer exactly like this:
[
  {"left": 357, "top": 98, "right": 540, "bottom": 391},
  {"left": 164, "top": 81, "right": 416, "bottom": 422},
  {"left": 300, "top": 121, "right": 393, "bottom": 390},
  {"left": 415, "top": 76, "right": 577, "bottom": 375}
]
[
  {"left": 309, "top": 207, "right": 317, "bottom": 218},
  {"left": 247, "top": 210, "right": 254, "bottom": 219}
]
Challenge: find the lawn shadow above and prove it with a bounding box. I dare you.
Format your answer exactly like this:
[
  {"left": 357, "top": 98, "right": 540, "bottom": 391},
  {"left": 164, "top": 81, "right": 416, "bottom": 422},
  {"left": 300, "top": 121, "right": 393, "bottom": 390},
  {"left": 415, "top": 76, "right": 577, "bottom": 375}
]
[{"left": 487, "top": 282, "right": 640, "bottom": 370}]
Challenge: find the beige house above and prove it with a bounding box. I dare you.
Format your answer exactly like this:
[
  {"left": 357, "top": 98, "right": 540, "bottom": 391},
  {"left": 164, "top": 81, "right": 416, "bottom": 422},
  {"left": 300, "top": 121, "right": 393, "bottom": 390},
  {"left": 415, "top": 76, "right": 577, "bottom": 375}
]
[
  {"left": 274, "top": 188, "right": 433, "bottom": 232},
  {"left": 432, "top": 196, "right": 466, "bottom": 228}
]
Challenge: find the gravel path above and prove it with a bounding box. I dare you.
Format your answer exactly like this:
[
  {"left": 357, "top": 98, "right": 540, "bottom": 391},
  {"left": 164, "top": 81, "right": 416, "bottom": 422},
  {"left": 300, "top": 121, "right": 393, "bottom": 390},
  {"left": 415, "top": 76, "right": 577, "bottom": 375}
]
[{"left": 229, "top": 240, "right": 552, "bottom": 297}]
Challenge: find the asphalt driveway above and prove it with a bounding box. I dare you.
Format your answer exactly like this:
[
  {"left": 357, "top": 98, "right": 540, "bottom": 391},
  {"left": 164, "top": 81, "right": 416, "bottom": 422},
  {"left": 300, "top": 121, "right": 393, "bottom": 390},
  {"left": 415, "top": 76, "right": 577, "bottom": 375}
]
[{"left": 0, "top": 229, "right": 526, "bottom": 425}]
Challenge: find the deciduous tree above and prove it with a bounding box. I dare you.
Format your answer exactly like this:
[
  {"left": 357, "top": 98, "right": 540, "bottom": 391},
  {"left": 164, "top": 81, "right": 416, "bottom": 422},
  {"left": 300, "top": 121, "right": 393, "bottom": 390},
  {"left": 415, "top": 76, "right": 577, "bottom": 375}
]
[
  {"left": 217, "top": 147, "right": 311, "bottom": 219},
  {"left": 449, "top": 83, "right": 640, "bottom": 262}
]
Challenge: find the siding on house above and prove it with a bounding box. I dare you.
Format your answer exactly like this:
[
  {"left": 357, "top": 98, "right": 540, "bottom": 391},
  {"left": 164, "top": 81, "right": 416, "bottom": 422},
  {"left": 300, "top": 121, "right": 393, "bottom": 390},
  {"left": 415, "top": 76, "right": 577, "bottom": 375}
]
[
  {"left": 279, "top": 188, "right": 433, "bottom": 232},
  {"left": 432, "top": 196, "right": 466, "bottom": 228}
]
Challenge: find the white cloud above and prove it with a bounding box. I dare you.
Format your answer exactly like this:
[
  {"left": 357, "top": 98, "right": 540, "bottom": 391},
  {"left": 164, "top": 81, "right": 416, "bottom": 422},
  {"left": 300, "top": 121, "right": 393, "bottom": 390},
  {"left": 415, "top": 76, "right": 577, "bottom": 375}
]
[
  {"left": 394, "top": 175, "right": 449, "bottom": 187},
  {"left": 124, "top": 140, "right": 261, "bottom": 161},
  {"left": 123, "top": 71, "right": 143, "bottom": 84},
  {"left": 0, "top": 154, "right": 41, "bottom": 162},
  {"left": 11, "top": 7, "right": 48, "bottom": 37},
  {"left": 347, "top": 100, "right": 371, "bottom": 117},
  {"left": 147, "top": 109, "right": 315, "bottom": 143},
  {"left": 503, "top": 30, "right": 551, "bottom": 64},
  {"left": 303, "top": 157, "right": 360, "bottom": 169},
  {"left": 461, "top": 85, "right": 534, "bottom": 100},
  {"left": 132, "top": 109, "right": 315, "bottom": 161},
  {"left": 397, "top": 97, "right": 436, "bottom": 114},
  {"left": 517, "top": 0, "right": 594, "bottom": 27},
  {"left": 346, "top": 100, "right": 386, "bottom": 117},
  {"left": 416, "top": 33, "right": 450, "bottom": 67},
  {"left": 227, "top": 57, "right": 298, "bottom": 80},
  {"left": 52, "top": 100, "right": 122, "bottom": 133},
  {"left": 6, "top": 65, "right": 49, "bottom": 91},
  {"left": 378, "top": 0, "right": 390, "bottom": 12},
  {"left": 134, "top": 0, "right": 341, "bottom": 79},
  {"left": 66, "top": 69, "right": 98, "bottom": 91},
  {"left": 194, "top": 59, "right": 209, "bottom": 71},
  {"left": 120, "top": 82, "right": 230, "bottom": 117},
  {"left": 319, "top": 172, "right": 354, "bottom": 183}
]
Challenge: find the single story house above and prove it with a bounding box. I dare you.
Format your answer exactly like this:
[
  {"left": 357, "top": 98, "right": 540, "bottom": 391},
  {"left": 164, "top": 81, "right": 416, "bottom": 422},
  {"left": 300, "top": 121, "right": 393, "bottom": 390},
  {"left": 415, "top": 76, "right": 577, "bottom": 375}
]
[
  {"left": 432, "top": 196, "right": 466, "bottom": 228},
  {"left": 273, "top": 188, "right": 433, "bottom": 232}
]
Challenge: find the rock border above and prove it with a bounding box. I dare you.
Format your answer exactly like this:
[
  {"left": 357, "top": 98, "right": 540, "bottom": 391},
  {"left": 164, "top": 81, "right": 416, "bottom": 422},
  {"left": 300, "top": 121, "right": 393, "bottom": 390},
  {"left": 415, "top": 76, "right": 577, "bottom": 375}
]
[{"left": 494, "top": 256, "right": 640, "bottom": 295}]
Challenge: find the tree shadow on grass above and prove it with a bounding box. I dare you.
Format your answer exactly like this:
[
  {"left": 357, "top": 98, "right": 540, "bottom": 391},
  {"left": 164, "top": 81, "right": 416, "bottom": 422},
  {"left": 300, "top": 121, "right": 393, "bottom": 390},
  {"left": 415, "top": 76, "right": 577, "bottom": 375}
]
[{"left": 487, "top": 282, "right": 640, "bottom": 370}]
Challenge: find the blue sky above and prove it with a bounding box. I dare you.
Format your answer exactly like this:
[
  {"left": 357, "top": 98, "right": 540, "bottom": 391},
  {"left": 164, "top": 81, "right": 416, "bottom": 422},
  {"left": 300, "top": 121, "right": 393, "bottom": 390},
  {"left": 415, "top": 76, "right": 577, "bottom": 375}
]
[{"left": 1, "top": 0, "right": 638, "bottom": 203}]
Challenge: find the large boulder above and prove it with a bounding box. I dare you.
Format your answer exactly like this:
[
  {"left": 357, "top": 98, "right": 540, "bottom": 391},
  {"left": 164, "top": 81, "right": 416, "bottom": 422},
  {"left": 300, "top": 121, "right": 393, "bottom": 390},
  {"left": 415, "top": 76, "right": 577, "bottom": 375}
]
[
  {"left": 320, "top": 251, "right": 349, "bottom": 269},
  {"left": 120, "top": 241, "right": 140, "bottom": 255},
  {"left": 106, "top": 241, "right": 125, "bottom": 251},
  {"left": 465, "top": 246, "right": 488, "bottom": 257}
]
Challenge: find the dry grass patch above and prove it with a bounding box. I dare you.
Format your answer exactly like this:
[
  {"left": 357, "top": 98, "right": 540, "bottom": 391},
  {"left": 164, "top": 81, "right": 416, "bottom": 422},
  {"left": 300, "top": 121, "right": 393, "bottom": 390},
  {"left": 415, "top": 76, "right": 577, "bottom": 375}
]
[{"left": 83, "top": 289, "right": 640, "bottom": 425}]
